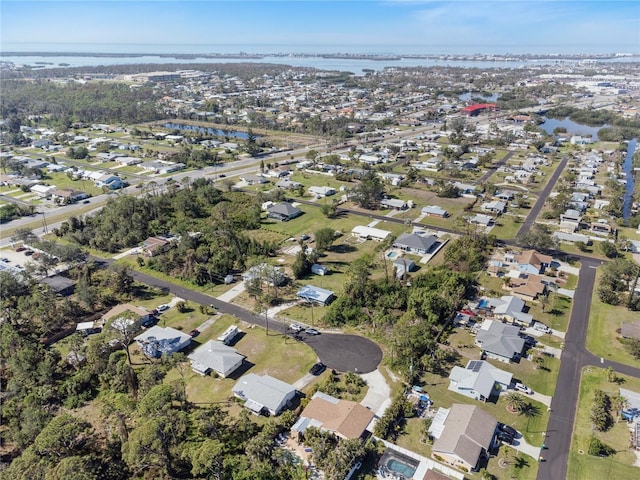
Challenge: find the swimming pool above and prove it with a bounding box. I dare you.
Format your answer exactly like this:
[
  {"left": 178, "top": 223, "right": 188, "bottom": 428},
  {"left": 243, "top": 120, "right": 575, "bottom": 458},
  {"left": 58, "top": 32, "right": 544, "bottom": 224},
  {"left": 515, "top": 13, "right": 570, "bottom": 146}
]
[
  {"left": 478, "top": 299, "right": 489, "bottom": 309},
  {"left": 386, "top": 251, "right": 398, "bottom": 259},
  {"left": 386, "top": 458, "right": 417, "bottom": 478}
]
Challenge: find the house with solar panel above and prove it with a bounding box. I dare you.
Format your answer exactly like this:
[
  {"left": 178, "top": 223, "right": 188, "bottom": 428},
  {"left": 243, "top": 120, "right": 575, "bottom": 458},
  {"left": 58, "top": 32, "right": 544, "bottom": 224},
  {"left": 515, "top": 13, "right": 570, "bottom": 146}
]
[
  {"left": 448, "top": 360, "right": 513, "bottom": 402},
  {"left": 297, "top": 285, "right": 335, "bottom": 306}
]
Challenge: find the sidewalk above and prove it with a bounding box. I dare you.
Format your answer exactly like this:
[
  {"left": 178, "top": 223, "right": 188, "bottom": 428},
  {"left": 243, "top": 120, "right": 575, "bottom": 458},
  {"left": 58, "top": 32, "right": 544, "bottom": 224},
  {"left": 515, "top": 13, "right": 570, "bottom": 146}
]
[{"left": 216, "top": 280, "right": 246, "bottom": 302}]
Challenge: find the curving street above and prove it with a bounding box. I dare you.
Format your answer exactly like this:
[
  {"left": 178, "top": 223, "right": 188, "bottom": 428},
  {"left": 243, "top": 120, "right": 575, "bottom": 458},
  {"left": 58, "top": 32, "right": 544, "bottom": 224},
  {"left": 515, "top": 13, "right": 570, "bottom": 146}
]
[{"left": 126, "top": 266, "right": 383, "bottom": 374}]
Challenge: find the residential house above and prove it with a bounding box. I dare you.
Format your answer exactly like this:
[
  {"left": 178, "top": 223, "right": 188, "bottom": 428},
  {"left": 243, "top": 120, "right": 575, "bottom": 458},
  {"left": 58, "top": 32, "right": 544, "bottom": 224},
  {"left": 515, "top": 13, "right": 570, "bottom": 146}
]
[
  {"left": 553, "top": 231, "right": 590, "bottom": 244},
  {"left": 393, "top": 258, "right": 416, "bottom": 278},
  {"left": 421, "top": 205, "right": 448, "bottom": 218},
  {"left": 448, "top": 360, "right": 513, "bottom": 402},
  {"left": 30, "top": 184, "right": 57, "bottom": 197},
  {"left": 430, "top": 404, "right": 497, "bottom": 472},
  {"left": 308, "top": 186, "right": 336, "bottom": 197},
  {"left": 291, "top": 391, "right": 374, "bottom": 440},
  {"left": 95, "top": 174, "right": 124, "bottom": 190},
  {"left": 102, "top": 303, "right": 150, "bottom": 324},
  {"left": 188, "top": 340, "right": 245, "bottom": 377},
  {"left": 469, "top": 214, "right": 494, "bottom": 227},
  {"left": 489, "top": 295, "right": 533, "bottom": 326},
  {"left": 241, "top": 174, "right": 269, "bottom": 185},
  {"left": 481, "top": 200, "right": 506, "bottom": 214},
  {"left": 51, "top": 188, "right": 90, "bottom": 203},
  {"left": 266, "top": 202, "right": 303, "bottom": 222},
  {"left": 475, "top": 319, "right": 526, "bottom": 363},
  {"left": 276, "top": 179, "right": 302, "bottom": 190},
  {"left": 514, "top": 250, "right": 552, "bottom": 275},
  {"left": 232, "top": 373, "right": 296, "bottom": 416},
  {"left": 297, "top": 285, "right": 335, "bottom": 306},
  {"left": 351, "top": 225, "right": 392, "bottom": 241},
  {"left": 560, "top": 209, "right": 582, "bottom": 232},
  {"left": 393, "top": 233, "right": 438, "bottom": 254},
  {"left": 141, "top": 236, "right": 169, "bottom": 257},
  {"left": 134, "top": 326, "right": 192, "bottom": 358},
  {"left": 242, "top": 263, "right": 287, "bottom": 287},
  {"left": 380, "top": 198, "right": 407, "bottom": 210},
  {"left": 506, "top": 272, "right": 548, "bottom": 302},
  {"left": 589, "top": 221, "right": 613, "bottom": 236}
]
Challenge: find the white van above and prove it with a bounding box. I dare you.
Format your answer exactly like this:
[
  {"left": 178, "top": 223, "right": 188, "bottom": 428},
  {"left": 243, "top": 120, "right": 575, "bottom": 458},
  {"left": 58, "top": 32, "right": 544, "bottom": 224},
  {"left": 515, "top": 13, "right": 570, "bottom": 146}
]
[{"left": 533, "top": 322, "right": 551, "bottom": 334}]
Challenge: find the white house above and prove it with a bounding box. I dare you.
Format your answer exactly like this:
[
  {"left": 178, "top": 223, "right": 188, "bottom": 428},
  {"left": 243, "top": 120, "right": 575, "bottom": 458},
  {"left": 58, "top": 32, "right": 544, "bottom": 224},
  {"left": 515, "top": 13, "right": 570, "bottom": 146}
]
[
  {"left": 351, "top": 225, "right": 391, "bottom": 241},
  {"left": 232, "top": 373, "right": 296, "bottom": 416},
  {"left": 134, "top": 326, "right": 192, "bottom": 358},
  {"left": 308, "top": 186, "right": 336, "bottom": 197},
  {"left": 448, "top": 360, "right": 513, "bottom": 402},
  {"left": 188, "top": 340, "right": 244, "bottom": 377}
]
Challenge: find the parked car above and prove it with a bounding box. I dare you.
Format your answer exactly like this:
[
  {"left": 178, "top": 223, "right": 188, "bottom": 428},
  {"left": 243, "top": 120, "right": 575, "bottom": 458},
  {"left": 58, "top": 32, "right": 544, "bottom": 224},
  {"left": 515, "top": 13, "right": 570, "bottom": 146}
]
[
  {"left": 15, "top": 247, "right": 26, "bottom": 252},
  {"left": 189, "top": 329, "right": 200, "bottom": 338},
  {"left": 24, "top": 250, "right": 34, "bottom": 256},
  {"left": 300, "top": 234, "right": 310, "bottom": 241},
  {"left": 533, "top": 322, "right": 551, "bottom": 333},
  {"left": 498, "top": 423, "right": 518, "bottom": 438},
  {"left": 289, "top": 323, "right": 303, "bottom": 333},
  {"left": 514, "top": 382, "right": 533, "bottom": 394},
  {"left": 309, "top": 362, "right": 326, "bottom": 375},
  {"left": 305, "top": 328, "right": 320, "bottom": 336},
  {"left": 496, "top": 431, "right": 514, "bottom": 444},
  {"left": 157, "top": 304, "right": 170, "bottom": 312}
]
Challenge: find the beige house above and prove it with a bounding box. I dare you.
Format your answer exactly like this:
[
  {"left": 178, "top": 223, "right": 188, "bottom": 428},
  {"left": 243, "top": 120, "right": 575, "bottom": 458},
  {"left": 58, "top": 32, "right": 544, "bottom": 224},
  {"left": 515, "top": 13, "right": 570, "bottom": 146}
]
[{"left": 430, "top": 404, "right": 497, "bottom": 472}]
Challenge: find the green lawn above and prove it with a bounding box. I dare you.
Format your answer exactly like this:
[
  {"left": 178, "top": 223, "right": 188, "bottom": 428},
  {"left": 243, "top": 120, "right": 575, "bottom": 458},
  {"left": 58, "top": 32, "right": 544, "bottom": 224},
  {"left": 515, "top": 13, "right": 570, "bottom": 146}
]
[
  {"left": 567, "top": 367, "right": 640, "bottom": 480},
  {"left": 586, "top": 269, "right": 640, "bottom": 366},
  {"left": 44, "top": 172, "right": 104, "bottom": 196},
  {"left": 490, "top": 214, "right": 525, "bottom": 240}
]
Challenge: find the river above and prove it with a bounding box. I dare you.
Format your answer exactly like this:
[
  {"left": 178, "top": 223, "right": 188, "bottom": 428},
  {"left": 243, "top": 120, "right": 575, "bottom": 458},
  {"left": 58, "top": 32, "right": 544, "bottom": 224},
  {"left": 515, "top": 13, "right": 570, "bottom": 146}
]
[{"left": 622, "top": 138, "right": 638, "bottom": 221}]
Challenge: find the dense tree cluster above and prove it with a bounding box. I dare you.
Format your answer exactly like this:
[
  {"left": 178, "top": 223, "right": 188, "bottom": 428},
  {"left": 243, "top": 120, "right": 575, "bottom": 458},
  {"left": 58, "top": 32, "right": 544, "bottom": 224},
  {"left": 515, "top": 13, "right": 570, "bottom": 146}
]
[
  {"left": 597, "top": 258, "right": 640, "bottom": 308},
  {"left": 0, "top": 81, "right": 163, "bottom": 124}
]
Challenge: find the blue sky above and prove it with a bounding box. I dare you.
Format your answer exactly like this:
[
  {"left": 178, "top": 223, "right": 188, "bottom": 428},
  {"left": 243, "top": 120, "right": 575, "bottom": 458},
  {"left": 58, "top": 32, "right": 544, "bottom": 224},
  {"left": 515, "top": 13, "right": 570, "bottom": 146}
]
[{"left": 1, "top": 1, "right": 638, "bottom": 54}]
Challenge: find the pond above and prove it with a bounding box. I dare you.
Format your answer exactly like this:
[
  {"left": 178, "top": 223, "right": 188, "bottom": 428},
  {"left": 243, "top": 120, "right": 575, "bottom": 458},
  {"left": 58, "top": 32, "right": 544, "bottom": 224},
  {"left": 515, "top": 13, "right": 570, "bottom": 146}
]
[
  {"left": 459, "top": 92, "right": 500, "bottom": 103},
  {"left": 538, "top": 117, "right": 610, "bottom": 138},
  {"left": 163, "top": 122, "right": 254, "bottom": 140}
]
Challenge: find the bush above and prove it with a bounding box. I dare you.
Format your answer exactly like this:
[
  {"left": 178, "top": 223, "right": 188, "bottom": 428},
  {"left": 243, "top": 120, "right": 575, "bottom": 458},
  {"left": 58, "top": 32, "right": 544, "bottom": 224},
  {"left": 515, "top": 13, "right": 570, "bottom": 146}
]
[{"left": 588, "top": 436, "right": 615, "bottom": 456}]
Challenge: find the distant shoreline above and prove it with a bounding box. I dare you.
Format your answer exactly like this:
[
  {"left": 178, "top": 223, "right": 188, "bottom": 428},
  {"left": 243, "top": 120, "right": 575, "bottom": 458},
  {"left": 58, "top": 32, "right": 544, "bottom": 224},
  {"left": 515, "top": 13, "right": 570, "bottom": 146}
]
[{"left": 1, "top": 51, "right": 637, "bottom": 61}]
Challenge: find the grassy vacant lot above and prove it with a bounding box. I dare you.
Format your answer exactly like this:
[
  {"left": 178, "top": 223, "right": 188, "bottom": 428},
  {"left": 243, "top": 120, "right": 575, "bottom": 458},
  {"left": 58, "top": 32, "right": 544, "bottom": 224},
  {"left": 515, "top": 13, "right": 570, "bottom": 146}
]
[
  {"left": 567, "top": 367, "right": 640, "bottom": 480},
  {"left": 586, "top": 270, "right": 639, "bottom": 366},
  {"left": 44, "top": 172, "right": 104, "bottom": 196},
  {"left": 489, "top": 214, "right": 525, "bottom": 240}
]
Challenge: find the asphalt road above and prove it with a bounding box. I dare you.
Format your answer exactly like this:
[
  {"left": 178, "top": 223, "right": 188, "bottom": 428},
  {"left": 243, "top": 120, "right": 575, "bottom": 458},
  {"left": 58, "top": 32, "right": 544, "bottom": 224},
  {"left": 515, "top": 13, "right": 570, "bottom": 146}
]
[
  {"left": 477, "top": 150, "right": 515, "bottom": 184},
  {"left": 537, "top": 258, "right": 640, "bottom": 480},
  {"left": 517, "top": 156, "right": 569, "bottom": 237},
  {"left": 125, "top": 266, "right": 383, "bottom": 374}
]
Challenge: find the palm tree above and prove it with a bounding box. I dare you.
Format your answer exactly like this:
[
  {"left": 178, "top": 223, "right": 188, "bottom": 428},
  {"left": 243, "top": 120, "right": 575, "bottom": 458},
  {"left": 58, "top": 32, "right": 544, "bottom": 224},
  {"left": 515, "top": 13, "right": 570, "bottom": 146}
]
[
  {"left": 504, "top": 392, "right": 526, "bottom": 413},
  {"left": 610, "top": 394, "right": 629, "bottom": 423},
  {"left": 519, "top": 402, "right": 541, "bottom": 432}
]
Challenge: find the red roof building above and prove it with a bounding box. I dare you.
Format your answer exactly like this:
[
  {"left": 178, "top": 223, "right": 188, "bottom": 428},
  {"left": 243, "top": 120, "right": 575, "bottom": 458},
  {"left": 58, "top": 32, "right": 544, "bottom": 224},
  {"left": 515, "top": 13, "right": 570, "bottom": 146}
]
[{"left": 461, "top": 103, "right": 498, "bottom": 116}]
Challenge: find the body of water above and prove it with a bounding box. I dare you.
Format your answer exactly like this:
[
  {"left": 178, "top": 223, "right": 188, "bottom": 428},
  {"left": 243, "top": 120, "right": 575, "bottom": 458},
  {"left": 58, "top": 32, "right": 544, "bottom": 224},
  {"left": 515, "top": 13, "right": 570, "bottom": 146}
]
[
  {"left": 622, "top": 138, "right": 638, "bottom": 221},
  {"left": 2, "top": 42, "right": 638, "bottom": 75},
  {"left": 458, "top": 92, "right": 500, "bottom": 103},
  {"left": 539, "top": 117, "right": 610, "bottom": 138},
  {"left": 163, "top": 122, "right": 251, "bottom": 139}
]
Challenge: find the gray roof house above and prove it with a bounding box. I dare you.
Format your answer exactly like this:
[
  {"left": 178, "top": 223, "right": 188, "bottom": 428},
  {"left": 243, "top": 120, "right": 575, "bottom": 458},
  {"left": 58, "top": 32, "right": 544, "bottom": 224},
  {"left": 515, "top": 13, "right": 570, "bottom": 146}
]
[
  {"left": 134, "top": 326, "right": 192, "bottom": 358},
  {"left": 475, "top": 319, "right": 526, "bottom": 363},
  {"left": 393, "top": 258, "right": 416, "bottom": 278},
  {"left": 266, "top": 202, "right": 303, "bottom": 222},
  {"left": 393, "top": 233, "right": 438, "bottom": 254},
  {"left": 430, "top": 404, "right": 497, "bottom": 472},
  {"left": 489, "top": 295, "right": 534, "bottom": 326},
  {"left": 232, "top": 373, "right": 296, "bottom": 416},
  {"left": 188, "top": 340, "right": 245, "bottom": 378},
  {"left": 448, "top": 360, "right": 513, "bottom": 402},
  {"left": 297, "top": 285, "right": 335, "bottom": 306}
]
